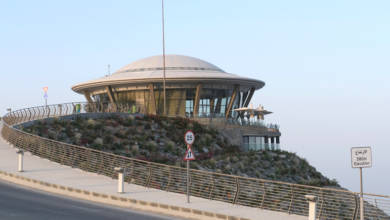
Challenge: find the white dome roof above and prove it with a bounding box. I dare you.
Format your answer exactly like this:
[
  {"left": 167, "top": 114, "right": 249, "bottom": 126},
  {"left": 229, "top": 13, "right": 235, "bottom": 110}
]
[
  {"left": 72, "top": 54, "right": 265, "bottom": 93},
  {"left": 115, "top": 55, "right": 224, "bottom": 74}
]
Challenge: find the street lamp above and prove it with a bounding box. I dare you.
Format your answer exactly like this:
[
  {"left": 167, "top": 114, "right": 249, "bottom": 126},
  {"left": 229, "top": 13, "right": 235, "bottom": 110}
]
[
  {"left": 161, "top": 0, "right": 167, "bottom": 116},
  {"left": 43, "top": 86, "right": 48, "bottom": 107}
]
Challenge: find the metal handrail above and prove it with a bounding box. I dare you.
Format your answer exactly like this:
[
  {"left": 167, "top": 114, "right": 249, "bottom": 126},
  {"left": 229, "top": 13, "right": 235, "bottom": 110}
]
[{"left": 1, "top": 102, "right": 389, "bottom": 219}]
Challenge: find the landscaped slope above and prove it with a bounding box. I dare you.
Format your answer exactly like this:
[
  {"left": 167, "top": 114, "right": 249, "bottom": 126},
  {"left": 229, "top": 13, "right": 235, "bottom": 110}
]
[{"left": 22, "top": 114, "right": 338, "bottom": 187}]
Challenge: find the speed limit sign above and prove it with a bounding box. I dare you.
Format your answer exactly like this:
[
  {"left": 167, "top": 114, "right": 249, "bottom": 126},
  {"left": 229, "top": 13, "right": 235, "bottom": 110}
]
[
  {"left": 183, "top": 130, "right": 195, "bottom": 204},
  {"left": 184, "top": 130, "right": 195, "bottom": 145}
]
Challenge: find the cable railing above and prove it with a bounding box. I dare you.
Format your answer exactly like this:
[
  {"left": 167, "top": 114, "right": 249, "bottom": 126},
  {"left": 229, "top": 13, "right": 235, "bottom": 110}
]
[
  {"left": 1, "top": 102, "right": 389, "bottom": 219},
  {"left": 3, "top": 102, "right": 279, "bottom": 132}
]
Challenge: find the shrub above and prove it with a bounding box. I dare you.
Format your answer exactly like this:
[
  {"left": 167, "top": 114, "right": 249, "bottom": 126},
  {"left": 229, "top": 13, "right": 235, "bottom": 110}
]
[{"left": 144, "top": 123, "right": 151, "bottom": 130}]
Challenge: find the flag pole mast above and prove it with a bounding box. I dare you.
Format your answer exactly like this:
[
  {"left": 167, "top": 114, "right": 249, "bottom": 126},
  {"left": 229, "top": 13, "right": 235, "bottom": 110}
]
[{"left": 162, "top": 0, "right": 167, "bottom": 116}]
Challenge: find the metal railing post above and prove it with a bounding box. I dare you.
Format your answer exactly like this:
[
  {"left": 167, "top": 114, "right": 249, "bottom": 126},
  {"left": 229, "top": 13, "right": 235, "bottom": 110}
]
[
  {"left": 288, "top": 185, "right": 294, "bottom": 214},
  {"left": 146, "top": 163, "right": 152, "bottom": 188},
  {"left": 233, "top": 177, "right": 240, "bottom": 204}
]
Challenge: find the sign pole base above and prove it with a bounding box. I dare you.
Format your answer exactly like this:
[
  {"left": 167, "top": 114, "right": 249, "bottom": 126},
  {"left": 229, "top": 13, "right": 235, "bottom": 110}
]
[
  {"left": 360, "top": 167, "right": 364, "bottom": 220},
  {"left": 187, "top": 159, "right": 190, "bottom": 203}
]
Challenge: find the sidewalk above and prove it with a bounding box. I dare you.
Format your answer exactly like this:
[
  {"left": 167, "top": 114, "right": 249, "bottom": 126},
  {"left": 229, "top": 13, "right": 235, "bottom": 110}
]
[{"left": 0, "top": 124, "right": 305, "bottom": 220}]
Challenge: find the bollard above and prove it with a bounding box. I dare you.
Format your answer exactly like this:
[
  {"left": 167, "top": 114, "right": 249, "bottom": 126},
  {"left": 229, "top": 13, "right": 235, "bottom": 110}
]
[
  {"left": 114, "top": 167, "right": 124, "bottom": 193},
  {"left": 17, "top": 150, "right": 24, "bottom": 172},
  {"left": 305, "top": 195, "right": 317, "bottom": 220}
]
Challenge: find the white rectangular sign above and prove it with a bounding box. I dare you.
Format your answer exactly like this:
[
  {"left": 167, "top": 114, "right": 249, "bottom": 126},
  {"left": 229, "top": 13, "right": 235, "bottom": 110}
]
[{"left": 351, "top": 147, "right": 372, "bottom": 168}]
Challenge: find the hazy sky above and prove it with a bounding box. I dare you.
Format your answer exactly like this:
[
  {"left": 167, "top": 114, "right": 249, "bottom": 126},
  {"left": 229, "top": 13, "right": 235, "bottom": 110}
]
[{"left": 1, "top": 1, "right": 389, "bottom": 195}]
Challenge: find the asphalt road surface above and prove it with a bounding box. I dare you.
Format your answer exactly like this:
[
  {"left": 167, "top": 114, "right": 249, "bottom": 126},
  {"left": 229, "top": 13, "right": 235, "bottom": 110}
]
[{"left": 0, "top": 180, "right": 180, "bottom": 220}]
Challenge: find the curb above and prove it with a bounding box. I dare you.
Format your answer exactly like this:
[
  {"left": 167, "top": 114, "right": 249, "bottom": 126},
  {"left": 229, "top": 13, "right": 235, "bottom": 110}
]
[{"left": 0, "top": 170, "right": 249, "bottom": 220}]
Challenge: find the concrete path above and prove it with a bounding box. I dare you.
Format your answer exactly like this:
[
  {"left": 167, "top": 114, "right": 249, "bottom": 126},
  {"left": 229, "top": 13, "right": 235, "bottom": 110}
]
[{"left": 0, "top": 124, "right": 306, "bottom": 220}]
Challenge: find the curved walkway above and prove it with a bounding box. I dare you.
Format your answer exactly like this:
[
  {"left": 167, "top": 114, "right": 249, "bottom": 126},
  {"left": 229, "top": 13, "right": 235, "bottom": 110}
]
[
  {"left": 0, "top": 180, "right": 174, "bottom": 220},
  {"left": 0, "top": 123, "right": 305, "bottom": 220}
]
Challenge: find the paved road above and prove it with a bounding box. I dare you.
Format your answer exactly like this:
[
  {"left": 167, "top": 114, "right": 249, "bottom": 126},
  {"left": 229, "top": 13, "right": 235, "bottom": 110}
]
[{"left": 0, "top": 180, "right": 178, "bottom": 220}]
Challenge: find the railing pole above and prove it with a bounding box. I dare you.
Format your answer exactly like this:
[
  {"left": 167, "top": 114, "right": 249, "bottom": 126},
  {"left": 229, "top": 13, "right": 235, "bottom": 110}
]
[
  {"left": 146, "top": 163, "right": 152, "bottom": 188},
  {"left": 208, "top": 175, "right": 215, "bottom": 200},
  {"left": 318, "top": 189, "right": 324, "bottom": 218},
  {"left": 166, "top": 166, "right": 172, "bottom": 190},
  {"left": 187, "top": 159, "right": 190, "bottom": 203},
  {"left": 260, "top": 181, "right": 266, "bottom": 209},
  {"left": 288, "top": 185, "right": 294, "bottom": 214},
  {"left": 360, "top": 167, "right": 364, "bottom": 220},
  {"left": 233, "top": 177, "right": 240, "bottom": 204}
]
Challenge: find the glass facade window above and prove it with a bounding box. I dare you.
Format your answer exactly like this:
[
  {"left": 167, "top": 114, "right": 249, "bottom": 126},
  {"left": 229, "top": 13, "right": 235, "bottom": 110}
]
[
  {"left": 243, "top": 136, "right": 265, "bottom": 151},
  {"left": 93, "top": 86, "right": 249, "bottom": 118},
  {"left": 199, "top": 99, "right": 210, "bottom": 116},
  {"left": 185, "top": 100, "right": 194, "bottom": 116},
  {"left": 220, "top": 97, "right": 228, "bottom": 115},
  {"left": 93, "top": 94, "right": 109, "bottom": 103}
]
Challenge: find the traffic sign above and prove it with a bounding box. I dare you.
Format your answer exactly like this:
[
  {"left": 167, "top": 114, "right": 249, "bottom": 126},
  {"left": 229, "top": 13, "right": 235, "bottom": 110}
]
[
  {"left": 351, "top": 146, "right": 372, "bottom": 220},
  {"left": 183, "top": 130, "right": 195, "bottom": 204},
  {"left": 351, "top": 147, "right": 372, "bottom": 168},
  {"left": 184, "top": 146, "right": 195, "bottom": 161},
  {"left": 184, "top": 130, "right": 195, "bottom": 145}
]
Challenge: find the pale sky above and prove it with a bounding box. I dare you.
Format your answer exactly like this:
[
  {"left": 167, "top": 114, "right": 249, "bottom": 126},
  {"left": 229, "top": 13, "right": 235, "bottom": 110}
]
[{"left": 1, "top": 1, "right": 389, "bottom": 195}]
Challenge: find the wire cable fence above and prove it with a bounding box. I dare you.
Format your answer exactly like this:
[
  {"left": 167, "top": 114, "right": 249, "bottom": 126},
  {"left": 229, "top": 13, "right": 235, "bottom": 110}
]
[{"left": 1, "top": 102, "right": 390, "bottom": 219}]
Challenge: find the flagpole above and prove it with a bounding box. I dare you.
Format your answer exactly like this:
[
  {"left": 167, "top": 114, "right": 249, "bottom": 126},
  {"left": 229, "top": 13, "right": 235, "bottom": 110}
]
[{"left": 161, "top": 0, "right": 167, "bottom": 116}]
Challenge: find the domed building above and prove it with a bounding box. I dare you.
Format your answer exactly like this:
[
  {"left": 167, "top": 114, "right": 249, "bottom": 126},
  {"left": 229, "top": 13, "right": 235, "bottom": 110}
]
[{"left": 72, "top": 55, "right": 281, "bottom": 150}]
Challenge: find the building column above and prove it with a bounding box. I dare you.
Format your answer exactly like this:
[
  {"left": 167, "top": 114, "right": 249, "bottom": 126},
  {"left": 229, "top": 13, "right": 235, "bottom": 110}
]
[
  {"left": 270, "top": 137, "right": 275, "bottom": 150},
  {"left": 193, "top": 84, "right": 202, "bottom": 117},
  {"left": 83, "top": 92, "right": 95, "bottom": 112},
  {"left": 225, "top": 85, "right": 239, "bottom": 119},
  {"left": 276, "top": 136, "right": 280, "bottom": 150},
  {"left": 148, "top": 83, "right": 157, "bottom": 115},
  {"left": 214, "top": 98, "right": 222, "bottom": 114},
  {"left": 83, "top": 91, "right": 93, "bottom": 104},
  {"left": 241, "top": 91, "right": 248, "bottom": 108},
  {"left": 106, "top": 86, "right": 117, "bottom": 111},
  {"left": 243, "top": 87, "right": 255, "bottom": 107},
  {"left": 264, "top": 136, "right": 269, "bottom": 150},
  {"left": 237, "top": 91, "right": 241, "bottom": 109},
  {"left": 209, "top": 98, "right": 215, "bottom": 115}
]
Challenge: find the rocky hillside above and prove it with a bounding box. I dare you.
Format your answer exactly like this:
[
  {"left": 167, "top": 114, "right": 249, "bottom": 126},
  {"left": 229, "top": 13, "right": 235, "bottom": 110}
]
[{"left": 22, "top": 114, "right": 338, "bottom": 187}]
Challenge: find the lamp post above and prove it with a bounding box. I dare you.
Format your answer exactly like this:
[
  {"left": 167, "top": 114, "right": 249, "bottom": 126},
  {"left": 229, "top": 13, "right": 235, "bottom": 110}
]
[
  {"left": 43, "top": 87, "right": 48, "bottom": 107},
  {"left": 161, "top": 0, "right": 167, "bottom": 116}
]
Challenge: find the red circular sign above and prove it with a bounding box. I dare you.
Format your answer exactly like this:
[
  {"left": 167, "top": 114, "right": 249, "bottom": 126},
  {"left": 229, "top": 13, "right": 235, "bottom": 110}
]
[{"left": 184, "top": 130, "right": 195, "bottom": 145}]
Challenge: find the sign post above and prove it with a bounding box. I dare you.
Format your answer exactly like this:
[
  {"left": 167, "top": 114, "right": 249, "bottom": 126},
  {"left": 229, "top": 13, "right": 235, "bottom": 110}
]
[
  {"left": 184, "top": 130, "right": 195, "bottom": 203},
  {"left": 351, "top": 146, "right": 372, "bottom": 220}
]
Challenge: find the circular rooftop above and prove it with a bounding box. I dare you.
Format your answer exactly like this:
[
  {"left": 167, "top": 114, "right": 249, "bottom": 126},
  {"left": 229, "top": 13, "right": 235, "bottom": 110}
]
[
  {"left": 115, "top": 55, "right": 224, "bottom": 74},
  {"left": 72, "top": 55, "right": 264, "bottom": 93}
]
